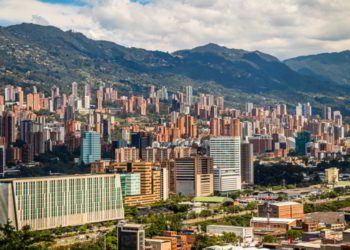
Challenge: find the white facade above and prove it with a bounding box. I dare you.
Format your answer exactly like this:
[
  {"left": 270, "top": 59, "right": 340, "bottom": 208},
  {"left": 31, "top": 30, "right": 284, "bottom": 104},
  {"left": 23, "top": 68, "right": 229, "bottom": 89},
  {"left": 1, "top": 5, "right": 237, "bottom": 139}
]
[
  {"left": 207, "top": 225, "right": 253, "bottom": 243},
  {"left": 209, "top": 136, "right": 241, "bottom": 192},
  {"left": 0, "top": 174, "right": 124, "bottom": 230}
]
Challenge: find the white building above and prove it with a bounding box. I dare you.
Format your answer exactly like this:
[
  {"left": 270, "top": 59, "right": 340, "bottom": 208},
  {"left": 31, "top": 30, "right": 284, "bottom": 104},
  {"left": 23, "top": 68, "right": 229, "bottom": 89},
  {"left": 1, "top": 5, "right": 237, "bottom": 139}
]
[
  {"left": 207, "top": 225, "right": 253, "bottom": 243},
  {"left": 0, "top": 174, "right": 124, "bottom": 230},
  {"left": 209, "top": 136, "right": 241, "bottom": 192}
]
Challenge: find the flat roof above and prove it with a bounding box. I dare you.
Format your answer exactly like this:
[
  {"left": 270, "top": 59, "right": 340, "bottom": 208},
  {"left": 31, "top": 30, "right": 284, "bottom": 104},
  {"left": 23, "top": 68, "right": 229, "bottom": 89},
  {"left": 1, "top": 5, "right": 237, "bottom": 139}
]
[
  {"left": 207, "top": 225, "right": 252, "bottom": 229},
  {"left": 251, "top": 217, "right": 296, "bottom": 224},
  {"left": 0, "top": 173, "right": 120, "bottom": 182},
  {"left": 193, "top": 196, "right": 233, "bottom": 203},
  {"left": 271, "top": 201, "right": 301, "bottom": 206}
]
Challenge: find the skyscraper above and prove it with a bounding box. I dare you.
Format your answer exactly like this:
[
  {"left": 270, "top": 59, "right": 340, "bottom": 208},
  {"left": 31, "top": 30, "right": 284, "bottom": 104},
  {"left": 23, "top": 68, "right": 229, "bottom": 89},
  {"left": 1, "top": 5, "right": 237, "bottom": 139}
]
[
  {"left": 245, "top": 102, "right": 253, "bottom": 113},
  {"left": 295, "top": 131, "right": 311, "bottom": 155},
  {"left": 175, "top": 156, "right": 214, "bottom": 197},
  {"left": 241, "top": 142, "right": 254, "bottom": 185},
  {"left": 185, "top": 85, "right": 193, "bottom": 106},
  {"left": 3, "top": 111, "right": 16, "bottom": 147},
  {"left": 209, "top": 136, "right": 241, "bottom": 193},
  {"left": 80, "top": 131, "right": 101, "bottom": 164},
  {"left": 71, "top": 81, "right": 78, "bottom": 97}
]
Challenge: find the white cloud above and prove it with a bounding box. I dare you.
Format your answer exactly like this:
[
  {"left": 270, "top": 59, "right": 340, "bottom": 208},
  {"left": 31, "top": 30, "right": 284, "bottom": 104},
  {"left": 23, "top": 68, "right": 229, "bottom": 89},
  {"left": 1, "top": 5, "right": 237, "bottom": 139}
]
[{"left": 0, "top": 0, "right": 349, "bottom": 59}]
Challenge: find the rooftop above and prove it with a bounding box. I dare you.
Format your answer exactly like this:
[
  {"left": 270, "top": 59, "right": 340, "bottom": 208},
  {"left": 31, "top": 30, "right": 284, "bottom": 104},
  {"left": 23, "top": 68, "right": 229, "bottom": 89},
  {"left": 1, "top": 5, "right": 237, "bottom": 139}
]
[
  {"left": 193, "top": 196, "right": 233, "bottom": 203},
  {"left": 0, "top": 173, "right": 121, "bottom": 182},
  {"left": 251, "top": 217, "right": 296, "bottom": 224},
  {"left": 271, "top": 201, "right": 301, "bottom": 206}
]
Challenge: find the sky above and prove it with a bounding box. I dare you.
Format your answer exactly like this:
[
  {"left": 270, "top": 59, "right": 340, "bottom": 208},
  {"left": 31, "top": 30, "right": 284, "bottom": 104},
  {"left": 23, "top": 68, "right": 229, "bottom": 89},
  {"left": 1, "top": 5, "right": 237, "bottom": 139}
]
[{"left": 0, "top": 0, "right": 349, "bottom": 59}]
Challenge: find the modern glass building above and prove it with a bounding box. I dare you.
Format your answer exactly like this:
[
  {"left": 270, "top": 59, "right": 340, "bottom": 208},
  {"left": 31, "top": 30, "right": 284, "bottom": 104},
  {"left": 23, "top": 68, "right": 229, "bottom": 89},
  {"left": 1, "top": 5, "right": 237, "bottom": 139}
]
[
  {"left": 295, "top": 131, "right": 311, "bottom": 155},
  {"left": 120, "top": 173, "right": 141, "bottom": 197},
  {"left": 80, "top": 131, "right": 101, "bottom": 164},
  {"left": 0, "top": 174, "right": 124, "bottom": 230},
  {"left": 209, "top": 136, "right": 241, "bottom": 192}
]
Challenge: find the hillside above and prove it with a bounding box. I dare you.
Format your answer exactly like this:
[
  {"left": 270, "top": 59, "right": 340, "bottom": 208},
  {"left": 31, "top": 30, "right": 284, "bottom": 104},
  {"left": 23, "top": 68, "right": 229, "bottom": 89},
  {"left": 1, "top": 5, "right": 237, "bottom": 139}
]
[
  {"left": 284, "top": 51, "right": 350, "bottom": 86},
  {"left": 0, "top": 23, "right": 349, "bottom": 114}
]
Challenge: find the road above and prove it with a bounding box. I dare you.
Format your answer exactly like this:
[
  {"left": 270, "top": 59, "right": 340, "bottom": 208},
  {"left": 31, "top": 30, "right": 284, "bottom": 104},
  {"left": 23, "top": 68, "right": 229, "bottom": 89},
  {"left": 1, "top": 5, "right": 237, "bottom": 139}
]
[{"left": 183, "top": 210, "right": 254, "bottom": 225}]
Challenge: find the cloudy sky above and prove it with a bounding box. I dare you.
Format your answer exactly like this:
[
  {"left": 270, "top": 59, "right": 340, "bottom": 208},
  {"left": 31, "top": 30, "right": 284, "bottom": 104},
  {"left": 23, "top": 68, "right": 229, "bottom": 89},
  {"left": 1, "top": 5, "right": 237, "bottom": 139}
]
[{"left": 0, "top": 0, "right": 349, "bottom": 59}]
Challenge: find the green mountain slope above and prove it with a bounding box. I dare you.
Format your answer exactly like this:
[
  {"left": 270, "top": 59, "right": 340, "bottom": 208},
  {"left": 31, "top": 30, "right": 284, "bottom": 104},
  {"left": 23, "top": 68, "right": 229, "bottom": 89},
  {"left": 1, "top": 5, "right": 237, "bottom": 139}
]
[{"left": 0, "top": 23, "right": 349, "bottom": 115}]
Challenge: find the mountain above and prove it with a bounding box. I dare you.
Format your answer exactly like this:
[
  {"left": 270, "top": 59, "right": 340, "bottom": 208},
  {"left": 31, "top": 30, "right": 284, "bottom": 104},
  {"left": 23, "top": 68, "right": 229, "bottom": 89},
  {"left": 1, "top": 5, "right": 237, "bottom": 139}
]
[
  {"left": 284, "top": 51, "right": 350, "bottom": 86},
  {"left": 0, "top": 23, "right": 349, "bottom": 114}
]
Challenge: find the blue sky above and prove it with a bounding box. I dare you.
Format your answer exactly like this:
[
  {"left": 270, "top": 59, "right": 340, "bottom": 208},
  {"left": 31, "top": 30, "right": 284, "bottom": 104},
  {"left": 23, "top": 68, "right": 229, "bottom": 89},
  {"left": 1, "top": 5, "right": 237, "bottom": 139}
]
[{"left": 40, "top": 0, "right": 87, "bottom": 5}]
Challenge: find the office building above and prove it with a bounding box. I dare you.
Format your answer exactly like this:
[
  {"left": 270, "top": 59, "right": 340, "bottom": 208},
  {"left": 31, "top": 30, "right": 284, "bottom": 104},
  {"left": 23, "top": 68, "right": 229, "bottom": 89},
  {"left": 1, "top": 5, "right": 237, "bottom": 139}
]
[
  {"left": 109, "top": 161, "right": 161, "bottom": 206},
  {"left": 250, "top": 217, "right": 297, "bottom": 236},
  {"left": 185, "top": 85, "right": 193, "bottom": 106},
  {"left": 245, "top": 102, "right": 253, "bottom": 113},
  {"left": 71, "top": 81, "right": 78, "bottom": 97},
  {"left": 120, "top": 173, "right": 141, "bottom": 196},
  {"left": 209, "top": 136, "right": 241, "bottom": 192},
  {"left": 117, "top": 222, "right": 145, "bottom": 250},
  {"left": 0, "top": 174, "right": 124, "bottom": 230},
  {"left": 258, "top": 201, "right": 304, "bottom": 221},
  {"left": 175, "top": 156, "right": 214, "bottom": 197},
  {"left": 295, "top": 131, "right": 311, "bottom": 155},
  {"left": 206, "top": 225, "right": 253, "bottom": 243},
  {"left": 3, "top": 111, "right": 16, "bottom": 147},
  {"left": 146, "top": 238, "right": 171, "bottom": 250},
  {"left": 241, "top": 142, "right": 254, "bottom": 185},
  {"left": 80, "top": 131, "right": 101, "bottom": 164}
]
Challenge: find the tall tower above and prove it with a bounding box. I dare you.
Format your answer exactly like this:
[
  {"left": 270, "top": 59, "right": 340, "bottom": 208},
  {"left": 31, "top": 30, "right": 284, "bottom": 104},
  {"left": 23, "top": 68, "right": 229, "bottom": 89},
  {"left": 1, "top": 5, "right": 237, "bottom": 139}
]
[
  {"left": 185, "top": 85, "right": 193, "bottom": 106},
  {"left": 209, "top": 136, "right": 241, "bottom": 193},
  {"left": 80, "top": 131, "right": 101, "bottom": 164},
  {"left": 241, "top": 142, "right": 254, "bottom": 185},
  {"left": 71, "top": 81, "right": 78, "bottom": 97}
]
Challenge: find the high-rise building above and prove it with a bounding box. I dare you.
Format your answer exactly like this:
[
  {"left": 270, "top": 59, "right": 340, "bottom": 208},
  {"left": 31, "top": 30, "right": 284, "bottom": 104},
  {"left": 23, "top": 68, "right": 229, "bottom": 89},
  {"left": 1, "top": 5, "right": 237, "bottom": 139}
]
[
  {"left": 295, "top": 103, "right": 303, "bottom": 117},
  {"left": 71, "top": 81, "right": 78, "bottom": 97},
  {"left": 120, "top": 173, "right": 141, "bottom": 196},
  {"left": 117, "top": 222, "right": 145, "bottom": 250},
  {"left": 248, "top": 135, "right": 273, "bottom": 155},
  {"left": 131, "top": 132, "right": 153, "bottom": 157},
  {"left": 245, "top": 102, "right": 253, "bottom": 113},
  {"left": 80, "top": 131, "right": 101, "bottom": 164},
  {"left": 241, "top": 142, "right": 254, "bottom": 185},
  {"left": 295, "top": 131, "right": 311, "bottom": 155},
  {"left": 175, "top": 156, "right": 214, "bottom": 197},
  {"left": 109, "top": 161, "right": 161, "bottom": 206},
  {"left": 0, "top": 174, "right": 124, "bottom": 230},
  {"left": 0, "top": 145, "right": 5, "bottom": 177},
  {"left": 323, "top": 106, "right": 332, "bottom": 120},
  {"left": 209, "top": 136, "right": 241, "bottom": 192},
  {"left": 3, "top": 111, "right": 16, "bottom": 147},
  {"left": 185, "top": 85, "right": 193, "bottom": 106}
]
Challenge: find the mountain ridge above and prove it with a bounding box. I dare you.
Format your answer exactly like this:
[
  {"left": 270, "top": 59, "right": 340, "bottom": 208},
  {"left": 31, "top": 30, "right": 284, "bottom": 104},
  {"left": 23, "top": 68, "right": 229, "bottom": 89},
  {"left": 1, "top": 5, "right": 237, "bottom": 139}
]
[{"left": 1, "top": 23, "right": 350, "bottom": 115}]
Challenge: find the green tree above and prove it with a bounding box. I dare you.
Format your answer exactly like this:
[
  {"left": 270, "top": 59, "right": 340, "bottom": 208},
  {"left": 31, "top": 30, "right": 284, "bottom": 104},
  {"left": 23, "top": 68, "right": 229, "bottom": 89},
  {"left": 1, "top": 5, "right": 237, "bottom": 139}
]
[
  {"left": 221, "top": 232, "right": 239, "bottom": 244},
  {"left": 287, "top": 229, "right": 303, "bottom": 241},
  {"left": 0, "top": 220, "right": 53, "bottom": 250},
  {"left": 262, "top": 235, "right": 279, "bottom": 243}
]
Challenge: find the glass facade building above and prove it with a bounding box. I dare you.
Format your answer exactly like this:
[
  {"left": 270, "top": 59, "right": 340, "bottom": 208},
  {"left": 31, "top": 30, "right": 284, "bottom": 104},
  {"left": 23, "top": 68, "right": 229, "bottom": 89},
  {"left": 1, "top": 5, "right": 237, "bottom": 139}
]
[
  {"left": 120, "top": 173, "right": 141, "bottom": 197},
  {"left": 0, "top": 174, "right": 124, "bottom": 230},
  {"left": 80, "top": 131, "right": 101, "bottom": 164},
  {"left": 209, "top": 136, "right": 241, "bottom": 192}
]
